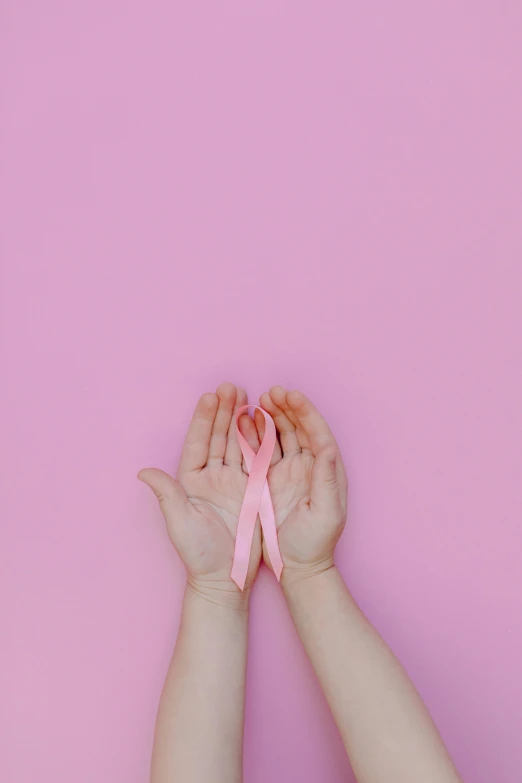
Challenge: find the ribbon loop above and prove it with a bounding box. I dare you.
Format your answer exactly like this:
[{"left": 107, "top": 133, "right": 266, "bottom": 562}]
[{"left": 230, "top": 405, "right": 284, "bottom": 590}]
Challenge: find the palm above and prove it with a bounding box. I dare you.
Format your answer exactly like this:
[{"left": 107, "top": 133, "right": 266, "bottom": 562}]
[
  {"left": 265, "top": 453, "right": 315, "bottom": 556},
  {"left": 183, "top": 462, "right": 246, "bottom": 528},
  {"left": 265, "top": 451, "right": 337, "bottom": 568},
  {"left": 178, "top": 462, "right": 248, "bottom": 576},
  {"left": 139, "top": 384, "right": 262, "bottom": 592}
]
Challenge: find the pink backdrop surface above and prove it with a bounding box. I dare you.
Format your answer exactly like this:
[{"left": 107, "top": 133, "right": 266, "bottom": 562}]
[{"left": 1, "top": 2, "right": 522, "bottom": 782}]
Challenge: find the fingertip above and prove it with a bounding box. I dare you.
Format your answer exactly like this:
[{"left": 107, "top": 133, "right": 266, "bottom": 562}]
[
  {"left": 137, "top": 467, "right": 159, "bottom": 494},
  {"left": 137, "top": 466, "right": 166, "bottom": 485},
  {"left": 269, "top": 385, "right": 287, "bottom": 405},
  {"left": 232, "top": 388, "right": 248, "bottom": 418},
  {"left": 254, "top": 407, "right": 265, "bottom": 432},
  {"left": 287, "top": 389, "right": 306, "bottom": 409},
  {"left": 237, "top": 411, "right": 252, "bottom": 433},
  {"left": 238, "top": 411, "right": 259, "bottom": 448},
  {"left": 259, "top": 391, "right": 271, "bottom": 407},
  {"left": 200, "top": 392, "right": 219, "bottom": 412},
  {"left": 216, "top": 381, "right": 236, "bottom": 400}
]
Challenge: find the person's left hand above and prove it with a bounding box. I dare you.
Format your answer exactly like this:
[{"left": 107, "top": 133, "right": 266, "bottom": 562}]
[{"left": 138, "top": 383, "right": 261, "bottom": 608}]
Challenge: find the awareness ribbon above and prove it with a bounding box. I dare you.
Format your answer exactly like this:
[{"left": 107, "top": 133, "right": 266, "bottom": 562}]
[{"left": 230, "top": 405, "right": 284, "bottom": 591}]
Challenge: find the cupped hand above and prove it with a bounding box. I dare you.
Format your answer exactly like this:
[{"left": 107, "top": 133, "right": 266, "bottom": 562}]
[
  {"left": 138, "top": 383, "right": 261, "bottom": 606},
  {"left": 239, "top": 386, "right": 348, "bottom": 585}
]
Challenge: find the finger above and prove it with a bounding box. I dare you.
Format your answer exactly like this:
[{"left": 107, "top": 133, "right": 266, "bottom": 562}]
[
  {"left": 208, "top": 382, "right": 237, "bottom": 463},
  {"left": 286, "top": 389, "right": 338, "bottom": 456},
  {"left": 138, "top": 467, "right": 189, "bottom": 518},
  {"left": 260, "top": 391, "right": 301, "bottom": 456},
  {"left": 254, "top": 407, "right": 282, "bottom": 465},
  {"left": 238, "top": 411, "right": 260, "bottom": 472},
  {"left": 336, "top": 452, "right": 349, "bottom": 517},
  {"left": 310, "top": 447, "right": 344, "bottom": 513},
  {"left": 224, "top": 387, "right": 248, "bottom": 467},
  {"left": 238, "top": 412, "right": 260, "bottom": 450},
  {"left": 178, "top": 392, "right": 219, "bottom": 474},
  {"left": 269, "top": 385, "right": 312, "bottom": 453}
]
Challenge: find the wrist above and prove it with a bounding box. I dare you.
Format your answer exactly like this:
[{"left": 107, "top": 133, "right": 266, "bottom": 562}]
[
  {"left": 187, "top": 576, "right": 251, "bottom": 613},
  {"left": 281, "top": 565, "right": 361, "bottom": 645},
  {"left": 280, "top": 557, "right": 336, "bottom": 592}
]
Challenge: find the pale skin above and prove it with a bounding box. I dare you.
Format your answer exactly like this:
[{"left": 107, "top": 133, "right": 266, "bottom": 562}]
[{"left": 139, "top": 382, "right": 463, "bottom": 783}]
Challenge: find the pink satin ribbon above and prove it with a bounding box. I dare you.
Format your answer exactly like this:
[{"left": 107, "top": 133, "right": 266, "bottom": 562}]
[{"left": 231, "top": 405, "right": 284, "bottom": 591}]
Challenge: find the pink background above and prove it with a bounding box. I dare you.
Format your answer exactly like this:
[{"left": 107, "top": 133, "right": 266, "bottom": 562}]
[{"left": 2, "top": 2, "right": 522, "bottom": 781}]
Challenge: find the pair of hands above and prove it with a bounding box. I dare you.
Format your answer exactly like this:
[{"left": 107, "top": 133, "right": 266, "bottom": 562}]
[{"left": 138, "top": 383, "right": 348, "bottom": 607}]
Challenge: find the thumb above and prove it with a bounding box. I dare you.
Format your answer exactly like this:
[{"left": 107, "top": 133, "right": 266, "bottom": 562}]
[
  {"left": 310, "top": 448, "right": 341, "bottom": 510},
  {"left": 137, "top": 468, "right": 189, "bottom": 519}
]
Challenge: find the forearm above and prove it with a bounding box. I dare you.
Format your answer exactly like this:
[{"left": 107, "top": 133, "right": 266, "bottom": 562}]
[
  {"left": 151, "top": 582, "right": 249, "bottom": 783},
  {"left": 283, "top": 566, "right": 462, "bottom": 783}
]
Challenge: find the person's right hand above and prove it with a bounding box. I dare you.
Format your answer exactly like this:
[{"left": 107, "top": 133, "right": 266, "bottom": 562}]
[
  {"left": 239, "top": 386, "right": 348, "bottom": 584},
  {"left": 138, "top": 383, "right": 262, "bottom": 607}
]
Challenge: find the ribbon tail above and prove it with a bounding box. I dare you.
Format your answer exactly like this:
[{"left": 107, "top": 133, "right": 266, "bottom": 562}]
[
  {"left": 231, "top": 469, "right": 265, "bottom": 591},
  {"left": 231, "top": 502, "right": 257, "bottom": 591},
  {"left": 259, "top": 478, "right": 283, "bottom": 582}
]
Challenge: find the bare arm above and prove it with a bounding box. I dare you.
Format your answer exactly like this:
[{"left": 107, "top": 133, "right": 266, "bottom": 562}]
[
  {"left": 252, "top": 386, "right": 462, "bottom": 783},
  {"left": 139, "top": 383, "right": 261, "bottom": 783},
  {"left": 150, "top": 584, "right": 248, "bottom": 783},
  {"left": 284, "top": 566, "right": 462, "bottom": 783}
]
